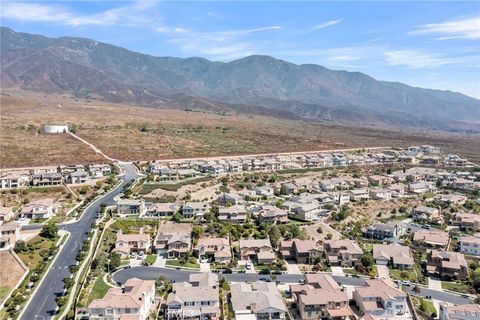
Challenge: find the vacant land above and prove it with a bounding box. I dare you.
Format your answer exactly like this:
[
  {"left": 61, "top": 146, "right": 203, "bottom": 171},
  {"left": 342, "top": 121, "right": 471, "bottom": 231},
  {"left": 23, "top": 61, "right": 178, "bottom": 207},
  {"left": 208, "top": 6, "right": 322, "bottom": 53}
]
[
  {"left": 2, "top": 90, "right": 480, "bottom": 167},
  {"left": 0, "top": 251, "right": 27, "bottom": 304}
]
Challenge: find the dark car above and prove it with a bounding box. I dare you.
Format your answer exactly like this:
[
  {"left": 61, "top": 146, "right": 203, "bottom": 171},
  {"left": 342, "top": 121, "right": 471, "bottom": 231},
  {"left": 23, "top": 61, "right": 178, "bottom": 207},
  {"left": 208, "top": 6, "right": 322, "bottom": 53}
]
[{"left": 223, "top": 268, "right": 233, "bottom": 274}]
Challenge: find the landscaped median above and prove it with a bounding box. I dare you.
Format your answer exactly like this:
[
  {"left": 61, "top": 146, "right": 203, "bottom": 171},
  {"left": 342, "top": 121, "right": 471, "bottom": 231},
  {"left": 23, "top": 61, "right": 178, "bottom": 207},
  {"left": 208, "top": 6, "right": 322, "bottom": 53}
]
[{"left": 7, "top": 225, "right": 69, "bottom": 320}]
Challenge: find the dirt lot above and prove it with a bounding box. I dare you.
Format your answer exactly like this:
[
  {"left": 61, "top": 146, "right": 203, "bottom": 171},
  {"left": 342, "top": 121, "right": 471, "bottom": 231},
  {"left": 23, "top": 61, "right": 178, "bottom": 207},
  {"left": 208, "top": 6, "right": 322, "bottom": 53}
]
[
  {"left": 0, "top": 185, "right": 79, "bottom": 216},
  {"left": 2, "top": 90, "right": 480, "bottom": 167},
  {"left": 0, "top": 251, "right": 27, "bottom": 304},
  {"left": 157, "top": 220, "right": 193, "bottom": 236}
]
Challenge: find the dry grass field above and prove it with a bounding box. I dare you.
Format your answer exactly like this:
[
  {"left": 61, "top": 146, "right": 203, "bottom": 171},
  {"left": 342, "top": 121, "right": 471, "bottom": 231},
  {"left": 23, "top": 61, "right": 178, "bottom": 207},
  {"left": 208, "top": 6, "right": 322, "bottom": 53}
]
[{"left": 1, "top": 90, "right": 479, "bottom": 167}]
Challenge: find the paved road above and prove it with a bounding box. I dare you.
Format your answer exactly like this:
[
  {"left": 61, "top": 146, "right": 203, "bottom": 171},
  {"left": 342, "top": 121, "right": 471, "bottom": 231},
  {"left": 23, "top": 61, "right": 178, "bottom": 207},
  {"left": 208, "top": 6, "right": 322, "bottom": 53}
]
[
  {"left": 113, "top": 266, "right": 472, "bottom": 305},
  {"left": 21, "top": 163, "right": 141, "bottom": 320},
  {"left": 113, "top": 266, "right": 367, "bottom": 287}
]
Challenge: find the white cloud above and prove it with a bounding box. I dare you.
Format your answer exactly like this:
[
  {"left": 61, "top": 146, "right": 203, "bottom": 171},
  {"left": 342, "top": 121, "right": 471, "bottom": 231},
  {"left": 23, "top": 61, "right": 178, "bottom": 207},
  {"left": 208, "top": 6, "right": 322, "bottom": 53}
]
[
  {"left": 156, "top": 25, "right": 282, "bottom": 60},
  {"left": 409, "top": 16, "right": 480, "bottom": 40},
  {"left": 384, "top": 50, "right": 455, "bottom": 68},
  {"left": 310, "top": 19, "right": 343, "bottom": 31},
  {"left": 0, "top": 1, "right": 157, "bottom": 26}
]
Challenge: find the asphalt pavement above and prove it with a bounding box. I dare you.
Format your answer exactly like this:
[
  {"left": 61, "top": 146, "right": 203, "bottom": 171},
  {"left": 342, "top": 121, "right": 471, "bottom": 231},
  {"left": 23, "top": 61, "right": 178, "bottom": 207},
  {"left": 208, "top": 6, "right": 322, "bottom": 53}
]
[
  {"left": 112, "top": 266, "right": 473, "bottom": 305},
  {"left": 20, "top": 163, "right": 141, "bottom": 320}
]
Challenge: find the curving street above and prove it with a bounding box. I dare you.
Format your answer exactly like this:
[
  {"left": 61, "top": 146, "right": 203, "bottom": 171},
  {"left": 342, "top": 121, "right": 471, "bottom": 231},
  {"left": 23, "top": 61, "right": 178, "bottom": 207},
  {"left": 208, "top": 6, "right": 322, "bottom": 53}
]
[
  {"left": 113, "top": 266, "right": 473, "bottom": 305},
  {"left": 20, "top": 162, "right": 141, "bottom": 320}
]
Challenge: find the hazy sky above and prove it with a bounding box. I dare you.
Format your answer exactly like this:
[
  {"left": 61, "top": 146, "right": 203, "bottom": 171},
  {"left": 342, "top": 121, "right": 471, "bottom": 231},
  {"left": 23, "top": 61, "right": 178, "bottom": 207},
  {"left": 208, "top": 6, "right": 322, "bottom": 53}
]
[{"left": 1, "top": 1, "right": 479, "bottom": 98}]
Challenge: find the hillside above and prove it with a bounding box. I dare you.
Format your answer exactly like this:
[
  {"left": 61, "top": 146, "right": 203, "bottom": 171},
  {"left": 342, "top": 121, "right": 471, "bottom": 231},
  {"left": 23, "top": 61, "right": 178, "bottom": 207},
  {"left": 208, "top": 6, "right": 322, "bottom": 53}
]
[{"left": 1, "top": 26, "right": 479, "bottom": 131}]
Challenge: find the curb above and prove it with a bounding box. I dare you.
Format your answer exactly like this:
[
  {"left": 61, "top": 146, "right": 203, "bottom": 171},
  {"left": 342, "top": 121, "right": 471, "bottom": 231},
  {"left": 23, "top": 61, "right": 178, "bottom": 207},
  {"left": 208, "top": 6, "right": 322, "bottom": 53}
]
[{"left": 17, "top": 231, "right": 71, "bottom": 320}]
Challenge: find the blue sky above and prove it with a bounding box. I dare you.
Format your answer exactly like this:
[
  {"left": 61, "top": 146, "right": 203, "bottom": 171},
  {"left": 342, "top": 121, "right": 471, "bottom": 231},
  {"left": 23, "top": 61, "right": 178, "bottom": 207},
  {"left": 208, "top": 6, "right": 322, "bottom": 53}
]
[{"left": 1, "top": 1, "right": 479, "bottom": 98}]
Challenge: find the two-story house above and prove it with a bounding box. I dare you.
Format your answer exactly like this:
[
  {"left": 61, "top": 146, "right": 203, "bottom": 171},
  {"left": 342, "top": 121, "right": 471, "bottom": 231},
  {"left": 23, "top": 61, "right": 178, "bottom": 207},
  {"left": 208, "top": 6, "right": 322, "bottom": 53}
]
[
  {"left": 230, "top": 281, "right": 287, "bottom": 320},
  {"left": 87, "top": 278, "right": 155, "bottom": 320},
  {"left": 290, "top": 274, "right": 353, "bottom": 320},
  {"left": 166, "top": 273, "right": 220, "bottom": 320},
  {"left": 353, "top": 279, "right": 408, "bottom": 319},
  {"left": 323, "top": 240, "right": 363, "bottom": 267}
]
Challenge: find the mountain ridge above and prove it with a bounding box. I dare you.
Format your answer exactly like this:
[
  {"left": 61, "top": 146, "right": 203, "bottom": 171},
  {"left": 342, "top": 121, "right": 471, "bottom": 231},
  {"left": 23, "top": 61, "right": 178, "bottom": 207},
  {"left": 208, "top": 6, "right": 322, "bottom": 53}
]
[{"left": 1, "top": 26, "right": 479, "bottom": 131}]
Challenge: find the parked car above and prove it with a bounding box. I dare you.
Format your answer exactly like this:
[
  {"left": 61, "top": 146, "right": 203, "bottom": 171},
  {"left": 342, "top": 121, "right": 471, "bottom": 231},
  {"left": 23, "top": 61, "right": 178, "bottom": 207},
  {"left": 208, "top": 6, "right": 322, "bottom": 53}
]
[
  {"left": 223, "top": 268, "right": 233, "bottom": 274},
  {"left": 245, "top": 262, "right": 252, "bottom": 270},
  {"left": 422, "top": 224, "right": 431, "bottom": 229}
]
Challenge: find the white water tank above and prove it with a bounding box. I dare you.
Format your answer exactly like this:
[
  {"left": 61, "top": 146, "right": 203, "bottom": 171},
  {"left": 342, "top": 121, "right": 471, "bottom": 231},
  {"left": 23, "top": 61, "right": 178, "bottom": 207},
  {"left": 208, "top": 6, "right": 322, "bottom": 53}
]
[{"left": 44, "top": 124, "right": 69, "bottom": 133}]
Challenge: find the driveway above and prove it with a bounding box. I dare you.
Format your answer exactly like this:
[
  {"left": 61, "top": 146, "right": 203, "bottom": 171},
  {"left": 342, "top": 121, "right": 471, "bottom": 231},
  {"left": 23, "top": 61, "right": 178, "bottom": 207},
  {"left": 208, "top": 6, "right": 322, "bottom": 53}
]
[
  {"left": 376, "top": 265, "right": 395, "bottom": 286},
  {"left": 286, "top": 261, "right": 301, "bottom": 275},
  {"left": 428, "top": 276, "right": 443, "bottom": 291},
  {"left": 331, "top": 266, "right": 345, "bottom": 276},
  {"left": 200, "top": 262, "right": 211, "bottom": 272}
]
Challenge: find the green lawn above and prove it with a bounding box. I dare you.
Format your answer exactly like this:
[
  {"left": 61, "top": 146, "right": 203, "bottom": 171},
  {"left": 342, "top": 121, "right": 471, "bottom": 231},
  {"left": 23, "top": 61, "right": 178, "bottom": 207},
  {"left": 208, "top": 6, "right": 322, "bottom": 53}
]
[
  {"left": 343, "top": 268, "right": 359, "bottom": 276},
  {"left": 442, "top": 281, "right": 470, "bottom": 294},
  {"left": 390, "top": 268, "right": 417, "bottom": 281},
  {"left": 420, "top": 299, "right": 437, "bottom": 317},
  {"left": 0, "top": 286, "right": 10, "bottom": 301},
  {"left": 87, "top": 276, "right": 110, "bottom": 304},
  {"left": 165, "top": 259, "right": 200, "bottom": 269},
  {"left": 144, "top": 254, "right": 157, "bottom": 265}
]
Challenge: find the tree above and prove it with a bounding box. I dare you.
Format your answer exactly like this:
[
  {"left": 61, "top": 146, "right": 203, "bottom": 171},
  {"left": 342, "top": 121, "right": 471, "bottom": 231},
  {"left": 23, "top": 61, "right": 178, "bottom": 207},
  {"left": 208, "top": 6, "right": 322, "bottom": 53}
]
[
  {"left": 268, "top": 225, "right": 281, "bottom": 249},
  {"left": 191, "top": 226, "right": 204, "bottom": 245},
  {"left": 172, "top": 212, "right": 183, "bottom": 223},
  {"left": 109, "top": 252, "right": 121, "bottom": 270},
  {"left": 14, "top": 240, "right": 29, "bottom": 253},
  {"left": 40, "top": 223, "right": 58, "bottom": 239},
  {"left": 361, "top": 254, "right": 374, "bottom": 268}
]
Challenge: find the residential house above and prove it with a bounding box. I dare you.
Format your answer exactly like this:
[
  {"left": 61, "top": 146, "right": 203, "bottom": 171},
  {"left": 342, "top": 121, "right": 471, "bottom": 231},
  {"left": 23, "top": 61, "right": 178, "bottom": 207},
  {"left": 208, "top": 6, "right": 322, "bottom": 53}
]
[
  {"left": 32, "top": 172, "right": 63, "bottom": 186},
  {"left": 364, "top": 222, "right": 406, "bottom": 240},
  {"left": 182, "top": 202, "right": 209, "bottom": 219},
  {"left": 372, "top": 244, "right": 414, "bottom": 269},
  {"left": 89, "top": 164, "right": 112, "bottom": 177},
  {"left": 239, "top": 238, "right": 276, "bottom": 263},
  {"left": 145, "top": 203, "right": 178, "bottom": 218},
  {"left": 426, "top": 250, "right": 468, "bottom": 280},
  {"left": 218, "top": 205, "right": 247, "bottom": 224},
  {"left": 19, "top": 198, "right": 58, "bottom": 220},
  {"left": 166, "top": 273, "right": 220, "bottom": 320},
  {"left": 254, "top": 186, "right": 275, "bottom": 198},
  {"left": 0, "top": 222, "right": 20, "bottom": 250},
  {"left": 195, "top": 237, "right": 231, "bottom": 263},
  {"left": 451, "top": 213, "right": 480, "bottom": 231},
  {"left": 281, "top": 182, "right": 298, "bottom": 195},
  {"left": 368, "top": 175, "right": 393, "bottom": 186},
  {"left": 412, "top": 206, "right": 442, "bottom": 223},
  {"left": 155, "top": 234, "right": 191, "bottom": 259},
  {"left": 280, "top": 239, "right": 320, "bottom": 264},
  {"left": 323, "top": 240, "right": 363, "bottom": 267},
  {"left": 353, "top": 279, "right": 408, "bottom": 319},
  {"left": 408, "top": 182, "right": 436, "bottom": 194},
  {"left": 66, "top": 170, "right": 90, "bottom": 184},
  {"left": 459, "top": 233, "right": 480, "bottom": 256},
  {"left": 413, "top": 229, "right": 449, "bottom": 248},
  {"left": 369, "top": 189, "right": 392, "bottom": 201},
  {"left": 0, "top": 207, "right": 14, "bottom": 224},
  {"left": 433, "top": 194, "right": 467, "bottom": 206},
  {"left": 230, "top": 281, "right": 287, "bottom": 320},
  {"left": 349, "top": 189, "right": 370, "bottom": 202},
  {"left": 117, "top": 198, "right": 146, "bottom": 217},
  {"left": 0, "top": 172, "right": 30, "bottom": 189},
  {"left": 439, "top": 303, "right": 480, "bottom": 320},
  {"left": 290, "top": 274, "right": 353, "bottom": 320},
  {"left": 87, "top": 278, "right": 155, "bottom": 320},
  {"left": 330, "top": 192, "right": 350, "bottom": 205},
  {"left": 113, "top": 230, "right": 151, "bottom": 258},
  {"left": 448, "top": 178, "right": 476, "bottom": 191},
  {"left": 257, "top": 205, "right": 289, "bottom": 224},
  {"left": 216, "top": 193, "right": 243, "bottom": 206},
  {"left": 387, "top": 184, "right": 405, "bottom": 198}
]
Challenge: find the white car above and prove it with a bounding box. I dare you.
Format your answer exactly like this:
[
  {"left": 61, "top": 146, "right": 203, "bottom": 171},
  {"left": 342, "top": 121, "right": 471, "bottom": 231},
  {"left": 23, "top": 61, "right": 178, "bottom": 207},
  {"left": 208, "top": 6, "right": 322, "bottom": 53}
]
[
  {"left": 245, "top": 262, "right": 252, "bottom": 270},
  {"left": 200, "top": 258, "right": 208, "bottom": 263}
]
